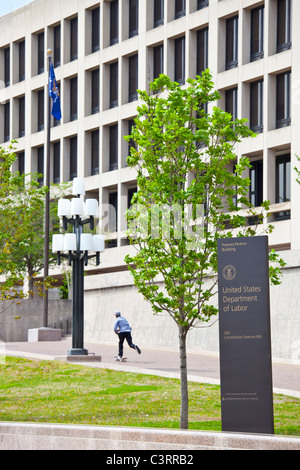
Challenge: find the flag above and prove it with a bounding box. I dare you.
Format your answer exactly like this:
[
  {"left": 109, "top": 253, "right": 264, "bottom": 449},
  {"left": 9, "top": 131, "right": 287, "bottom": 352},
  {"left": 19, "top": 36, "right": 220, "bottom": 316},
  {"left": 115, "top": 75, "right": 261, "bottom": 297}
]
[{"left": 49, "top": 62, "right": 62, "bottom": 121}]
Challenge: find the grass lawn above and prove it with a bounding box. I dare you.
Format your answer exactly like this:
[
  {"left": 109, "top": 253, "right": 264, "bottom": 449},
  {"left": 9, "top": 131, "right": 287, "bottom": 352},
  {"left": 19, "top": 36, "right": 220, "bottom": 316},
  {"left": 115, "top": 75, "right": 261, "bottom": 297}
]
[{"left": 0, "top": 357, "right": 299, "bottom": 435}]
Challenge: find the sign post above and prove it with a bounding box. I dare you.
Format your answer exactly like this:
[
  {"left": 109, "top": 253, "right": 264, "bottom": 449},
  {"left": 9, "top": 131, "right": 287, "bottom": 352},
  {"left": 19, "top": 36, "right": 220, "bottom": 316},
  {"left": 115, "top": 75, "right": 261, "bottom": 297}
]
[{"left": 217, "top": 236, "right": 274, "bottom": 434}]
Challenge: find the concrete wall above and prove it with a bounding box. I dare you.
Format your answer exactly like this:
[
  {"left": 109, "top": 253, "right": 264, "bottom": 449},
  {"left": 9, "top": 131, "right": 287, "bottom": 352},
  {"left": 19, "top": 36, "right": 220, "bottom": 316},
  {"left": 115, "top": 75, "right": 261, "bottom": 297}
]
[
  {"left": 83, "top": 250, "right": 300, "bottom": 363},
  {"left": 0, "top": 299, "right": 72, "bottom": 342},
  {"left": 1, "top": 422, "right": 300, "bottom": 450},
  {"left": 84, "top": 273, "right": 220, "bottom": 354},
  {"left": 2, "top": 255, "right": 299, "bottom": 365}
]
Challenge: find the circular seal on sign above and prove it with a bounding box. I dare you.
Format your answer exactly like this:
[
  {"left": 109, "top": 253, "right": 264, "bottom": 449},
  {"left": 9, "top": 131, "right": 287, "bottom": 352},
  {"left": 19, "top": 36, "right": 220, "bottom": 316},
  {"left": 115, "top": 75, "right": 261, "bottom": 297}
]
[{"left": 222, "top": 265, "right": 237, "bottom": 281}]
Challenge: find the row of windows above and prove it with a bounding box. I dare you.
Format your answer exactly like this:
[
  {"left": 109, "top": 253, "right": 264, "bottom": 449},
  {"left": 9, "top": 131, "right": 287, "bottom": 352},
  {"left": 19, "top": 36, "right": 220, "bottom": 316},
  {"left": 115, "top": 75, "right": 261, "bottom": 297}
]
[
  {"left": 224, "top": 70, "right": 291, "bottom": 132},
  {"left": 249, "top": 154, "right": 290, "bottom": 221},
  {"left": 0, "top": 65, "right": 291, "bottom": 144},
  {"left": 11, "top": 120, "right": 291, "bottom": 215},
  {"left": 0, "top": 0, "right": 291, "bottom": 87},
  {"left": 0, "top": 55, "right": 137, "bottom": 142},
  {"left": 224, "top": 0, "right": 291, "bottom": 71},
  {"left": 11, "top": 119, "right": 135, "bottom": 183},
  {"left": 13, "top": 140, "right": 291, "bottom": 242},
  {"left": 0, "top": 0, "right": 207, "bottom": 85}
]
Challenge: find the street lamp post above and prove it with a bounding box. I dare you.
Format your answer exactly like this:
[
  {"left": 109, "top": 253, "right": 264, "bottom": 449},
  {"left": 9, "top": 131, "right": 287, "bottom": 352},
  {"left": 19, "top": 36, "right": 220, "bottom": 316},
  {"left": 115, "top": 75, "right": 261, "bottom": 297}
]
[{"left": 52, "top": 177, "right": 105, "bottom": 356}]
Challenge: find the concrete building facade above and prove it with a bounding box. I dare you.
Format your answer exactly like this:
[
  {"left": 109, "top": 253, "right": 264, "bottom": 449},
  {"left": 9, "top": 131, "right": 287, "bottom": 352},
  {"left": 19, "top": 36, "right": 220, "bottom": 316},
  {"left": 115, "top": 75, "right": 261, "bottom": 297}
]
[{"left": 0, "top": 0, "right": 300, "bottom": 361}]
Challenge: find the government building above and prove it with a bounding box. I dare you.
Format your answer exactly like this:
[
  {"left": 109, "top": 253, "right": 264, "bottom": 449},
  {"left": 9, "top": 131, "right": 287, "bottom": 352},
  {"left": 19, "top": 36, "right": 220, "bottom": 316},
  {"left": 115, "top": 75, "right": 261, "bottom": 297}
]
[{"left": 0, "top": 0, "right": 299, "bottom": 361}]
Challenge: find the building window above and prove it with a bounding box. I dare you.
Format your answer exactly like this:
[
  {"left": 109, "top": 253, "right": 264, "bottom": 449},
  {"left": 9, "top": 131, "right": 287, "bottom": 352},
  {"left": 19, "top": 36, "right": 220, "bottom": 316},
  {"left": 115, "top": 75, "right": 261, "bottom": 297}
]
[
  {"left": 38, "top": 89, "right": 44, "bottom": 132},
  {"left": 19, "top": 96, "right": 25, "bottom": 137},
  {"left": 154, "top": 0, "right": 164, "bottom": 28},
  {"left": 38, "top": 32, "right": 44, "bottom": 74},
  {"left": 18, "top": 152, "right": 25, "bottom": 175},
  {"left": 154, "top": 44, "right": 163, "bottom": 79},
  {"left": 250, "top": 80, "right": 263, "bottom": 133},
  {"left": 70, "top": 77, "right": 78, "bottom": 121},
  {"left": 225, "top": 87, "right": 238, "bottom": 121},
  {"left": 109, "top": 191, "right": 118, "bottom": 233},
  {"left": 276, "top": 71, "right": 291, "bottom": 128},
  {"left": 129, "top": 0, "right": 138, "bottom": 38},
  {"left": 70, "top": 136, "right": 77, "bottom": 180},
  {"left": 175, "top": 0, "right": 185, "bottom": 19},
  {"left": 128, "top": 119, "right": 137, "bottom": 157},
  {"left": 54, "top": 25, "right": 61, "bottom": 67},
  {"left": 109, "top": 124, "right": 118, "bottom": 171},
  {"left": 110, "top": 62, "right": 118, "bottom": 108},
  {"left": 277, "top": 0, "right": 291, "bottom": 53},
  {"left": 4, "top": 102, "right": 10, "bottom": 142},
  {"left": 129, "top": 54, "right": 138, "bottom": 102},
  {"left": 197, "top": 27, "right": 208, "bottom": 76},
  {"left": 19, "top": 40, "right": 25, "bottom": 82},
  {"left": 198, "top": 0, "right": 209, "bottom": 9},
  {"left": 70, "top": 17, "right": 78, "bottom": 61},
  {"left": 91, "top": 129, "right": 99, "bottom": 175},
  {"left": 92, "top": 68, "right": 100, "bottom": 114},
  {"left": 276, "top": 154, "right": 290, "bottom": 202},
  {"left": 110, "top": 0, "right": 119, "bottom": 46},
  {"left": 37, "top": 146, "right": 44, "bottom": 187},
  {"left": 4, "top": 47, "right": 10, "bottom": 87},
  {"left": 175, "top": 36, "right": 185, "bottom": 85},
  {"left": 276, "top": 154, "right": 291, "bottom": 220},
  {"left": 53, "top": 141, "right": 60, "bottom": 184},
  {"left": 251, "top": 6, "right": 264, "bottom": 62},
  {"left": 226, "top": 16, "right": 238, "bottom": 70},
  {"left": 249, "top": 160, "right": 263, "bottom": 207},
  {"left": 128, "top": 186, "right": 137, "bottom": 210},
  {"left": 92, "top": 7, "right": 100, "bottom": 52}
]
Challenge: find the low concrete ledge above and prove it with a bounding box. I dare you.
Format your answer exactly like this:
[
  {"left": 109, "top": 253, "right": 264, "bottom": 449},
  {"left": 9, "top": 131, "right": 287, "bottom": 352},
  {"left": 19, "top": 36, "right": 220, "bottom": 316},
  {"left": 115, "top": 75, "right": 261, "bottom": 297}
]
[
  {"left": 0, "top": 423, "right": 300, "bottom": 450},
  {"left": 67, "top": 355, "right": 102, "bottom": 362},
  {"left": 28, "top": 328, "right": 61, "bottom": 342}
]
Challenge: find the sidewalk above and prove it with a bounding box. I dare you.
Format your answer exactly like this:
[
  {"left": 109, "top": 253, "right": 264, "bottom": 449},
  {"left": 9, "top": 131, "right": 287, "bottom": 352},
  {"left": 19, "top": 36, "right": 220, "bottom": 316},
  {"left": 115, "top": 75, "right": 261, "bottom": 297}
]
[{"left": 3, "top": 336, "right": 300, "bottom": 398}]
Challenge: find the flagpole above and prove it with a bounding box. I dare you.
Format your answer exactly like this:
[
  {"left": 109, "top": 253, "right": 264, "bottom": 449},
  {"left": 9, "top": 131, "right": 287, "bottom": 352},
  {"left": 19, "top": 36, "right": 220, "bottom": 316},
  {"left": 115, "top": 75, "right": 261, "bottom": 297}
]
[{"left": 43, "top": 48, "right": 52, "bottom": 328}]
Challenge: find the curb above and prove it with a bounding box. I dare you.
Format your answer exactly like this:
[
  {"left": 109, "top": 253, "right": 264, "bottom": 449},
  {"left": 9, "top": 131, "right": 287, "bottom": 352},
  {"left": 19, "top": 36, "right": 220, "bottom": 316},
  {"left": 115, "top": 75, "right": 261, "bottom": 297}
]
[{"left": 0, "top": 422, "right": 300, "bottom": 450}]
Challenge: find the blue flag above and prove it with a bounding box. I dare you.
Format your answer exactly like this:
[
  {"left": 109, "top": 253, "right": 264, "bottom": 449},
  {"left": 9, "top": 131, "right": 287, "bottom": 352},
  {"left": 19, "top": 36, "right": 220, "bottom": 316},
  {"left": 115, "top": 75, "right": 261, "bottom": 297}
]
[{"left": 49, "top": 63, "right": 62, "bottom": 121}]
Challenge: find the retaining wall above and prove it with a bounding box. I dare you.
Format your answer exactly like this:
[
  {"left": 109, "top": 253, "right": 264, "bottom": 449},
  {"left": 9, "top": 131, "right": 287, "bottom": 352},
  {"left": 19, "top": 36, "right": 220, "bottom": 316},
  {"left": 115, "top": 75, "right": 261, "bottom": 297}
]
[
  {"left": 0, "top": 299, "right": 71, "bottom": 342},
  {"left": 83, "top": 263, "right": 300, "bottom": 362},
  {"left": 0, "top": 423, "right": 299, "bottom": 450}
]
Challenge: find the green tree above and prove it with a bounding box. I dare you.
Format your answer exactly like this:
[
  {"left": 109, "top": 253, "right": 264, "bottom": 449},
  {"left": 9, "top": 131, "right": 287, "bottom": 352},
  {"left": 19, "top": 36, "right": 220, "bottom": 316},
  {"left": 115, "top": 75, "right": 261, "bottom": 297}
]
[
  {"left": 125, "top": 72, "right": 284, "bottom": 429},
  {"left": 0, "top": 143, "right": 65, "bottom": 300}
]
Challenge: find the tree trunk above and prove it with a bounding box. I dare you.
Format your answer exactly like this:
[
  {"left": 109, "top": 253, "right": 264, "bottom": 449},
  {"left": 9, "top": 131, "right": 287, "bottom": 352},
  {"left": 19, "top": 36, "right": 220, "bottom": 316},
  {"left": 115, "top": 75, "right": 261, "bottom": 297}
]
[
  {"left": 179, "top": 324, "right": 188, "bottom": 429},
  {"left": 28, "top": 264, "right": 34, "bottom": 299}
]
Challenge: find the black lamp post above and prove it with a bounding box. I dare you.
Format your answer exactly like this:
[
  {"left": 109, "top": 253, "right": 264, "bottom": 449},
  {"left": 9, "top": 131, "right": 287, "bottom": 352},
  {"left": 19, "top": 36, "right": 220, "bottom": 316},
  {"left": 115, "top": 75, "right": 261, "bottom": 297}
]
[{"left": 52, "top": 177, "right": 105, "bottom": 356}]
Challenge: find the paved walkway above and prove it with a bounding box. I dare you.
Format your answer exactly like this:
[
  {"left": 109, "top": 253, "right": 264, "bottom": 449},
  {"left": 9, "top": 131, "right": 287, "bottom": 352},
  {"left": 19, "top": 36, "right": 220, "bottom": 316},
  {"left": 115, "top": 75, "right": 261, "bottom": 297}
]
[{"left": 3, "top": 337, "right": 300, "bottom": 398}]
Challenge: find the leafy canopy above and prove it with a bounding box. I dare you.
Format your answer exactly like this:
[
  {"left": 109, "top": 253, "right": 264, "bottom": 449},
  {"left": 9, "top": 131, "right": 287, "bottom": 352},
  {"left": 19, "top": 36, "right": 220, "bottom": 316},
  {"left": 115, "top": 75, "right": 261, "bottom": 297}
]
[
  {"left": 125, "top": 72, "right": 284, "bottom": 331},
  {"left": 0, "top": 143, "right": 66, "bottom": 300}
]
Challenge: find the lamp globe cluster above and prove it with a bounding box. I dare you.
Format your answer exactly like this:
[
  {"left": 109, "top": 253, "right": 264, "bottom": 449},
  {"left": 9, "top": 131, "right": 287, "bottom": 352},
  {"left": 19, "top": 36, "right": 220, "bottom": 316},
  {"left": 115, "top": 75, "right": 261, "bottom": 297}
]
[{"left": 52, "top": 177, "right": 105, "bottom": 265}]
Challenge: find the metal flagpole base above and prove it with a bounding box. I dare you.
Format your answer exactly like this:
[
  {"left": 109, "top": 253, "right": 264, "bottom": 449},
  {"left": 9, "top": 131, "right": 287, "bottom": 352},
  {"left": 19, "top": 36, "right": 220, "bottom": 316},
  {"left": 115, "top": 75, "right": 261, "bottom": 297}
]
[{"left": 67, "top": 348, "right": 89, "bottom": 356}]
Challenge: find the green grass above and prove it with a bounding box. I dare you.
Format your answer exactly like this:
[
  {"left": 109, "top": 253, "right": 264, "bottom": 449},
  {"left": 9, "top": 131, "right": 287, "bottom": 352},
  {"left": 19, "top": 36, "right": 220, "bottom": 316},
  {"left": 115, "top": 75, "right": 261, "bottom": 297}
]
[{"left": 0, "top": 357, "right": 299, "bottom": 435}]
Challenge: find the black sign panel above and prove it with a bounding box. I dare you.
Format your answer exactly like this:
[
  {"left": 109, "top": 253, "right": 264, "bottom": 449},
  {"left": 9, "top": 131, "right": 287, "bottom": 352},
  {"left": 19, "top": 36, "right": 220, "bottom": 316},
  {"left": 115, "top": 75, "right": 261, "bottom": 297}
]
[{"left": 217, "top": 236, "right": 274, "bottom": 434}]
